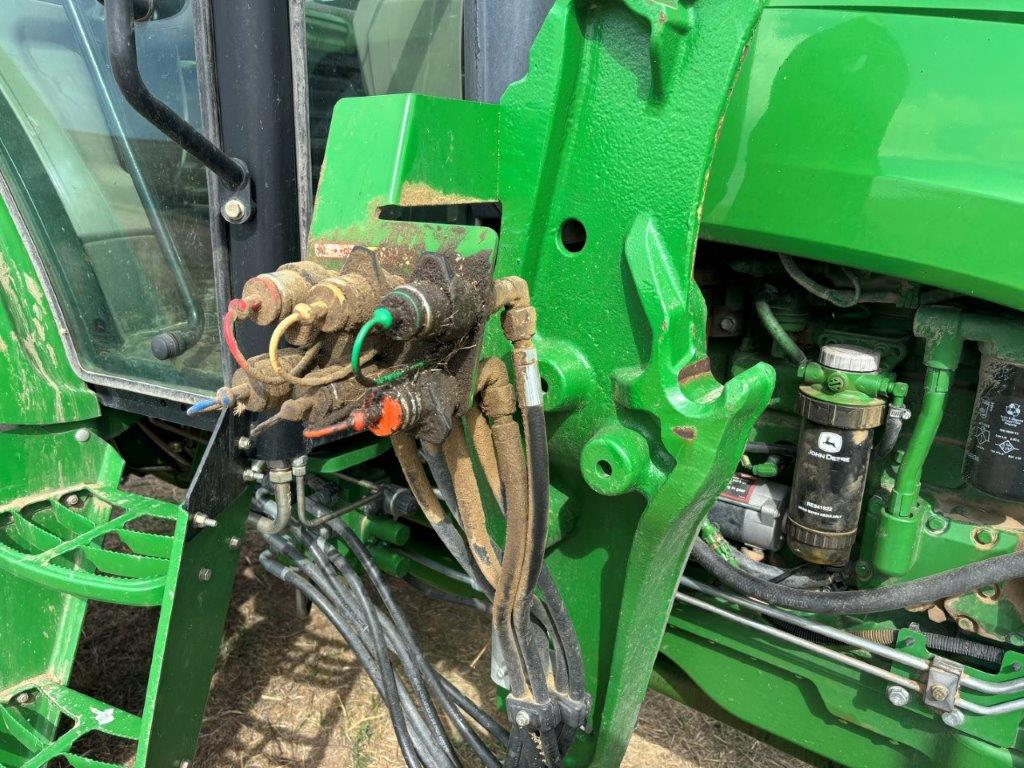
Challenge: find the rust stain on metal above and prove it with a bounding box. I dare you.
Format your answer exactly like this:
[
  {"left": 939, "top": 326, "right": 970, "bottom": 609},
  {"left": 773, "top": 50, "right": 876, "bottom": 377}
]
[
  {"left": 677, "top": 356, "right": 711, "bottom": 385},
  {"left": 398, "top": 181, "right": 480, "bottom": 207},
  {"left": 672, "top": 426, "right": 697, "bottom": 441}
]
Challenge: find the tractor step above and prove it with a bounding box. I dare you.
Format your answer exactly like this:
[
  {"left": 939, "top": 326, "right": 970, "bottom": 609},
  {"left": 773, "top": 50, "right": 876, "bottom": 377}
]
[
  {"left": 0, "top": 425, "right": 250, "bottom": 768},
  {"left": 1, "top": 682, "right": 141, "bottom": 768}
]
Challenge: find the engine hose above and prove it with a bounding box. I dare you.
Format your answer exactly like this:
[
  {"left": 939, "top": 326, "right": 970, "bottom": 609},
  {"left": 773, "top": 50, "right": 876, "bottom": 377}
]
[
  {"left": 691, "top": 537, "right": 1024, "bottom": 615},
  {"left": 875, "top": 403, "right": 909, "bottom": 459},
  {"left": 763, "top": 618, "right": 1005, "bottom": 669},
  {"left": 754, "top": 297, "right": 807, "bottom": 366}
]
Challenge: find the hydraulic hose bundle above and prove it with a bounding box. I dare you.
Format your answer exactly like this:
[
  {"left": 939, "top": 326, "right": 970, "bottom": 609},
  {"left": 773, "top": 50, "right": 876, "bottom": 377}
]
[{"left": 231, "top": 255, "right": 588, "bottom": 766}]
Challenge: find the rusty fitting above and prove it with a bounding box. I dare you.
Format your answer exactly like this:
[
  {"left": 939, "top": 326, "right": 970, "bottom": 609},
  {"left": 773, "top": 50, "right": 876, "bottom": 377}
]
[
  {"left": 241, "top": 262, "right": 333, "bottom": 326},
  {"left": 307, "top": 270, "right": 402, "bottom": 333},
  {"left": 492, "top": 276, "right": 531, "bottom": 311}
]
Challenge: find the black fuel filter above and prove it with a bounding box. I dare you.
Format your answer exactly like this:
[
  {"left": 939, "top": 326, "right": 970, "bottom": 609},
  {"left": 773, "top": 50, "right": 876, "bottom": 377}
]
[{"left": 964, "top": 355, "right": 1024, "bottom": 501}]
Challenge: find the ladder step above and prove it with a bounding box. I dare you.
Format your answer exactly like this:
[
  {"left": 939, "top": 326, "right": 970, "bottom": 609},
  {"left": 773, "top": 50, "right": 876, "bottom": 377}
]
[
  {"left": 1, "top": 682, "right": 140, "bottom": 768},
  {"left": 0, "top": 487, "right": 184, "bottom": 606}
]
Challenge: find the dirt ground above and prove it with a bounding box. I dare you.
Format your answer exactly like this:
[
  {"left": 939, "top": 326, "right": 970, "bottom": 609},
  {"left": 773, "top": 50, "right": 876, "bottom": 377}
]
[{"left": 70, "top": 477, "right": 807, "bottom": 768}]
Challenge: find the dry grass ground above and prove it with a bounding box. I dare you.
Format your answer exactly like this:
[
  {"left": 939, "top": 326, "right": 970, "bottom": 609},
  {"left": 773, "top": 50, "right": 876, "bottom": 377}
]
[{"left": 70, "top": 477, "right": 808, "bottom": 768}]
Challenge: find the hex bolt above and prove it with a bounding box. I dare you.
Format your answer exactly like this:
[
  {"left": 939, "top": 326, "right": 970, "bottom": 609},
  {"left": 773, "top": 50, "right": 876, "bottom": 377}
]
[
  {"left": 718, "top": 315, "right": 737, "bottom": 332},
  {"left": 13, "top": 692, "right": 32, "bottom": 706},
  {"left": 941, "top": 710, "right": 965, "bottom": 728},
  {"left": 178, "top": 761, "right": 191, "bottom": 768},
  {"left": 929, "top": 684, "right": 949, "bottom": 702},
  {"left": 191, "top": 513, "right": 218, "bottom": 529},
  {"left": 973, "top": 527, "right": 996, "bottom": 547},
  {"left": 228, "top": 536, "right": 242, "bottom": 550},
  {"left": 237, "top": 436, "right": 253, "bottom": 452},
  {"left": 956, "top": 616, "right": 976, "bottom": 633},
  {"left": 514, "top": 711, "right": 531, "bottom": 728},
  {"left": 886, "top": 686, "right": 910, "bottom": 707},
  {"left": 198, "top": 568, "right": 213, "bottom": 583},
  {"left": 925, "top": 515, "right": 947, "bottom": 533},
  {"left": 74, "top": 428, "right": 91, "bottom": 443},
  {"left": 63, "top": 494, "right": 81, "bottom": 507},
  {"left": 221, "top": 198, "right": 248, "bottom": 223}
]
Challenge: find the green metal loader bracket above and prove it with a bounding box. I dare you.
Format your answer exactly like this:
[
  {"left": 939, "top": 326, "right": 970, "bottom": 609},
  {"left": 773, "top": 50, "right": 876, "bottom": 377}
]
[{"left": 312, "top": 0, "right": 773, "bottom": 763}]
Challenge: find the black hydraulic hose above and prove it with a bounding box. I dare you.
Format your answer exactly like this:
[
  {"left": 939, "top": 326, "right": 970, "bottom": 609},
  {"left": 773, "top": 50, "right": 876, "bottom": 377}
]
[
  {"left": 692, "top": 538, "right": 1024, "bottom": 615},
  {"left": 874, "top": 403, "right": 909, "bottom": 460},
  {"left": 425, "top": 436, "right": 578, "bottom": 760},
  {"left": 105, "top": 0, "right": 248, "bottom": 190},
  {"left": 324, "top": 522, "right": 503, "bottom": 768},
  {"left": 259, "top": 554, "right": 432, "bottom": 766},
  {"left": 293, "top": 538, "right": 497, "bottom": 767},
  {"left": 68, "top": 0, "right": 204, "bottom": 359},
  {"left": 301, "top": 536, "right": 462, "bottom": 768}
]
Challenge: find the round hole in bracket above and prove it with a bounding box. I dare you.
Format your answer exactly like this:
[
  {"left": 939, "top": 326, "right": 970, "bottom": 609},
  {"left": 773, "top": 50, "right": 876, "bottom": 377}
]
[
  {"left": 559, "top": 218, "right": 587, "bottom": 253},
  {"left": 597, "top": 459, "right": 612, "bottom": 477}
]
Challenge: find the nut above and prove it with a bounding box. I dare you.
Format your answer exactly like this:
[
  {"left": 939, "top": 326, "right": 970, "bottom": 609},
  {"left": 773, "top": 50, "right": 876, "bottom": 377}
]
[
  {"left": 228, "top": 536, "right": 242, "bottom": 550},
  {"left": 198, "top": 568, "right": 213, "bottom": 583}
]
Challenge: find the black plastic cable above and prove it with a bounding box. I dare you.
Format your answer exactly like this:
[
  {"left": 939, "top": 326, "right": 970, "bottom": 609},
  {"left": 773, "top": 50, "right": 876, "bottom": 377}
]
[
  {"left": 692, "top": 537, "right": 1024, "bottom": 615},
  {"left": 323, "top": 522, "right": 503, "bottom": 768}
]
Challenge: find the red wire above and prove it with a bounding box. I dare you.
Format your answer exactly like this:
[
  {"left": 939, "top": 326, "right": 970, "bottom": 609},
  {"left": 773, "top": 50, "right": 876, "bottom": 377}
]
[
  {"left": 223, "top": 298, "right": 260, "bottom": 371},
  {"left": 303, "top": 416, "right": 357, "bottom": 440}
]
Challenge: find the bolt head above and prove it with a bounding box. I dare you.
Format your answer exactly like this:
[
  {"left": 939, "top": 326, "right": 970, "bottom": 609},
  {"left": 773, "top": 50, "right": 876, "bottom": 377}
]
[
  {"left": 718, "top": 316, "right": 737, "bottom": 332},
  {"left": 886, "top": 686, "right": 910, "bottom": 707},
  {"left": 74, "top": 428, "right": 91, "bottom": 443},
  {"left": 941, "top": 710, "right": 965, "bottom": 728},
  {"left": 192, "top": 513, "right": 218, "bottom": 529},
  {"left": 221, "top": 198, "right": 248, "bottom": 223},
  {"left": 14, "top": 692, "right": 32, "bottom": 706},
  {"left": 228, "top": 536, "right": 242, "bottom": 550},
  {"left": 237, "top": 436, "right": 253, "bottom": 452},
  {"left": 63, "top": 494, "right": 81, "bottom": 507},
  {"left": 956, "top": 616, "right": 975, "bottom": 633},
  {"left": 929, "top": 684, "right": 949, "bottom": 702},
  {"left": 198, "top": 568, "right": 213, "bottom": 582},
  {"left": 514, "top": 710, "right": 531, "bottom": 728}
]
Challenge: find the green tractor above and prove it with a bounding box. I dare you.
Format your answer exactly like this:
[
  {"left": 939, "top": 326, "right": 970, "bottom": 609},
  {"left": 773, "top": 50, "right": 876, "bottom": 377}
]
[{"left": 1, "top": 0, "right": 1023, "bottom": 766}]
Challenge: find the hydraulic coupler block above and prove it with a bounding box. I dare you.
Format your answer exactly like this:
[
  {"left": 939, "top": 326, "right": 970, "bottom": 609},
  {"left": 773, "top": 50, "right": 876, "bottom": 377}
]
[
  {"left": 787, "top": 345, "right": 886, "bottom": 566},
  {"left": 964, "top": 354, "right": 1024, "bottom": 501}
]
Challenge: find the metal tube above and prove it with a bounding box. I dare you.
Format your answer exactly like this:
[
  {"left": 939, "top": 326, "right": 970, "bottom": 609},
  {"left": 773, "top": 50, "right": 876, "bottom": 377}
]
[
  {"left": 889, "top": 367, "right": 951, "bottom": 517},
  {"left": 681, "top": 577, "right": 929, "bottom": 673},
  {"left": 287, "top": 0, "right": 312, "bottom": 254},
  {"left": 677, "top": 579, "right": 1024, "bottom": 711},
  {"left": 675, "top": 590, "right": 922, "bottom": 694}
]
